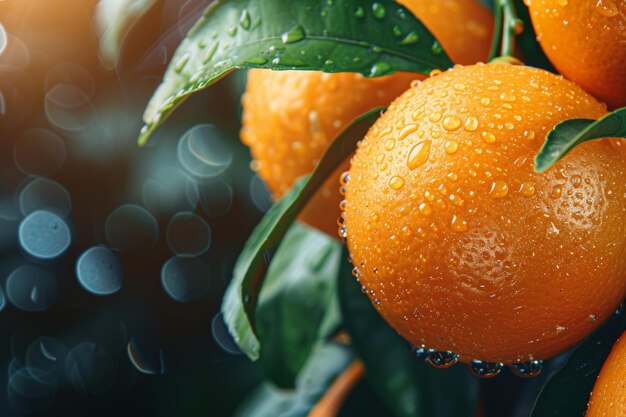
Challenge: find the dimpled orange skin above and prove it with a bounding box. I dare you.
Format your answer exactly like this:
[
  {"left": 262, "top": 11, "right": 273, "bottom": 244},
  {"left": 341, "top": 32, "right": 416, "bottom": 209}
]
[
  {"left": 526, "top": 0, "right": 626, "bottom": 109},
  {"left": 343, "top": 63, "right": 626, "bottom": 364},
  {"left": 241, "top": 0, "right": 493, "bottom": 237},
  {"left": 586, "top": 332, "right": 626, "bottom": 417}
]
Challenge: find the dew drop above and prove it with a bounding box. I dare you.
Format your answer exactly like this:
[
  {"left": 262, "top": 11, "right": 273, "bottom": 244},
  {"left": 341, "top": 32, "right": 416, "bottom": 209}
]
[
  {"left": 499, "top": 92, "right": 517, "bottom": 102},
  {"left": 469, "top": 360, "right": 503, "bottom": 378},
  {"left": 519, "top": 181, "right": 536, "bottom": 196},
  {"left": 510, "top": 360, "right": 543, "bottom": 378},
  {"left": 399, "top": 31, "right": 419, "bottom": 45},
  {"left": 442, "top": 116, "right": 461, "bottom": 131},
  {"left": 430, "top": 41, "right": 443, "bottom": 54},
  {"left": 445, "top": 140, "right": 459, "bottom": 154},
  {"left": 202, "top": 42, "right": 219, "bottom": 64},
  {"left": 550, "top": 185, "right": 563, "bottom": 199},
  {"left": 354, "top": 6, "right": 365, "bottom": 17},
  {"left": 227, "top": 26, "right": 238, "bottom": 36},
  {"left": 489, "top": 181, "right": 509, "bottom": 198},
  {"left": 524, "top": 130, "right": 536, "bottom": 141},
  {"left": 451, "top": 214, "right": 468, "bottom": 232},
  {"left": 480, "top": 97, "right": 491, "bottom": 106},
  {"left": 596, "top": 0, "right": 618, "bottom": 16},
  {"left": 389, "top": 176, "right": 405, "bottom": 190},
  {"left": 464, "top": 116, "right": 479, "bottom": 131},
  {"left": 407, "top": 140, "right": 432, "bottom": 170},
  {"left": 397, "top": 123, "right": 419, "bottom": 141},
  {"left": 428, "top": 351, "right": 459, "bottom": 368},
  {"left": 481, "top": 131, "right": 496, "bottom": 143},
  {"left": 370, "top": 61, "right": 392, "bottom": 77},
  {"left": 174, "top": 53, "right": 190, "bottom": 73},
  {"left": 239, "top": 9, "right": 251, "bottom": 30},
  {"left": 384, "top": 139, "right": 396, "bottom": 151},
  {"left": 371, "top": 3, "right": 386, "bottom": 18},
  {"left": 418, "top": 202, "right": 432, "bottom": 216},
  {"left": 428, "top": 112, "right": 442, "bottom": 122},
  {"left": 281, "top": 25, "right": 306, "bottom": 44}
]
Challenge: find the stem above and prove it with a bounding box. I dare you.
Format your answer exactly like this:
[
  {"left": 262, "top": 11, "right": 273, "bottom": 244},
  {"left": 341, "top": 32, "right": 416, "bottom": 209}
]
[
  {"left": 308, "top": 361, "right": 365, "bottom": 417},
  {"left": 500, "top": 0, "right": 520, "bottom": 58},
  {"left": 488, "top": 3, "right": 503, "bottom": 61},
  {"left": 488, "top": 0, "right": 522, "bottom": 61}
]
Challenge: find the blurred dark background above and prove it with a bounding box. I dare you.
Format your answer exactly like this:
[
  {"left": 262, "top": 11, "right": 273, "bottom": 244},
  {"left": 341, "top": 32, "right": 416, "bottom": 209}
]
[{"left": 0, "top": 1, "right": 269, "bottom": 415}]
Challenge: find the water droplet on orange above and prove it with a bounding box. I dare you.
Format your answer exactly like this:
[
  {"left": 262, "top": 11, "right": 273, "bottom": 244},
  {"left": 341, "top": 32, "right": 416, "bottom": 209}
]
[
  {"left": 428, "top": 112, "right": 442, "bottom": 122},
  {"left": 419, "top": 202, "right": 432, "bottom": 216},
  {"left": 389, "top": 176, "right": 405, "bottom": 190},
  {"left": 500, "top": 92, "right": 517, "bottom": 102},
  {"left": 451, "top": 214, "right": 468, "bottom": 232},
  {"left": 481, "top": 131, "right": 497, "bottom": 143},
  {"left": 524, "top": 130, "right": 536, "bottom": 141},
  {"left": 445, "top": 140, "right": 459, "bottom": 154},
  {"left": 397, "top": 123, "right": 419, "bottom": 141},
  {"left": 596, "top": 0, "right": 618, "bottom": 16},
  {"left": 442, "top": 116, "right": 461, "bottom": 131},
  {"left": 519, "top": 181, "right": 536, "bottom": 196},
  {"left": 384, "top": 138, "right": 396, "bottom": 150},
  {"left": 550, "top": 185, "right": 563, "bottom": 199},
  {"left": 480, "top": 97, "right": 491, "bottom": 106},
  {"left": 489, "top": 180, "right": 509, "bottom": 198},
  {"left": 407, "top": 140, "right": 432, "bottom": 170},
  {"left": 464, "top": 116, "right": 479, "bottom": 131}
]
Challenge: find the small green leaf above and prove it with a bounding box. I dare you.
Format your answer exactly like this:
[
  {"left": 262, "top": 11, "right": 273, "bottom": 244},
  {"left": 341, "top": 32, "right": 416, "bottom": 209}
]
[
  {"left": 256, "top": 223, "right": 342, "bottom": 388},
  {"left": 221, "top": 108, "right": 382, "bottom": 361},
  {"left": 535, "top": 107, "right": 626, "bottom": 173},
  {"left": 337, "top": 247, "right": 479, "bottom": 417},
  {"left": 530, "top": 311, "right": 626, "bottom": 417},
  {"left": 233, "top": 342, "right": 355, "bottom": 417},
  {"left": 94, "top": 0, "right": 157, "bottom": 69},
  {"left": 138, "top": 0, "right": 453, "bottom": 145}
]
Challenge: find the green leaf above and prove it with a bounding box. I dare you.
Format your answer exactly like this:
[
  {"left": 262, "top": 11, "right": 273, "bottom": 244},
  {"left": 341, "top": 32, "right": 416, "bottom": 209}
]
[
  {"left": 221, "top": 108, "right": 382, "bottom": 361},
  {"left": 513, "top": 0, "right": 555, "bottom": 72},
  {"left": 256, "top": 223, "right": 343, "bottom": 388},
  {"left": 233, "top": 342, "right": 355, "bottom": 417},
  {"left": 337, "top": 247, "right": 479, "bottom": 417},
  {"left": 94, "top": 0, "right": 157, "bottom": 69},
  {"left": 138, "top": 0, "right": 453, "bottom": 145},
  {"left": 535, "top": 107, "right": 626, "bottom": 173},
  {"left": 530, "top": 311, "right": 626, "bottom": 417}
]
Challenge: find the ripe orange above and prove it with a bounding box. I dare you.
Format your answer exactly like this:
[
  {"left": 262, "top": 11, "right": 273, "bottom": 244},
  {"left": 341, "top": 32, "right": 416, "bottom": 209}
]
[
  {"left": 241, "top": 0, "right": 493, "bottom": 237},
  {"left": 342, "top": 62, "right": 626, "bottom": 365},
  {"left": 526, "top": 0, "right": 626, "bottom": 109},
  {"left": 586, "top": 331, "right": 626, "bottom": 417}
]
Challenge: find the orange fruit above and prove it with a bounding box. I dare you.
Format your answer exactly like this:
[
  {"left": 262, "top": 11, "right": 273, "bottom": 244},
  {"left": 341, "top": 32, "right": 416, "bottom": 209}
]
[
  {"left": 241, "top": 0, "right": 493, "bottom": 237},
  {"left": 526, "top": 0, "right": 626, "bottom": 109},
  {"left": 586, "top": 331, "right": 626, "bottom": 417},
  {"left": 342, "top": 62, "right": 626, "bottom": 367}
]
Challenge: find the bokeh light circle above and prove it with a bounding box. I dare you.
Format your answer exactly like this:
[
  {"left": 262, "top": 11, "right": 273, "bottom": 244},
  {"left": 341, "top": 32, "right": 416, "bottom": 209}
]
[
  {"left": 6, "top": 266, "right": 58, "bottom": 312},
  {"left": 166, "top": 211, "right": 211, "bottom": 257},
  {"left": 105, "top": 204, "right": 158, "bottom": 251},
  {"left": 19, "top": 178, "right": 72, "bottom": 216},
  {"left": 76, "top": 246, "right": 123, "bottom": 296},
  {"left": 19, "top": 210, "right": 71, "bottom": 259},
  {"left": 160, "top": 256, "right": 210, "bottom": 303},
  {"left": 177, "top": 124, "right": 233, "bottom": 179},
  {"left": 14, "top": 128, "right": 66, "bottom": 176}
]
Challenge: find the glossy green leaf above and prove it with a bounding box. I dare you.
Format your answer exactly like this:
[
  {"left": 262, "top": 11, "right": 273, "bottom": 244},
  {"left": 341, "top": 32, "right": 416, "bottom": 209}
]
[
  {"left": 256, "top": 223, "right": 342, "bottom": 388},
  {"left": 337, "top": 247, "right": 479, "bottom": 417},
  {"left": 221, "top": 108, "right": 382, "bottom": 361},
  {"left": 530, "top": 311, "right": 626, "bottom": 417},
  {"left": 233, "top": 342, "right": 355, "bottom": 417},
  {"left": 535, "top": 107, "right": 626, "bottom": 173},
  {"left": 138, "top": 0, "right": 453, "bottom": 144},
  {"left": 94, "top": 0, "right": 157, "bottom": 69}
]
